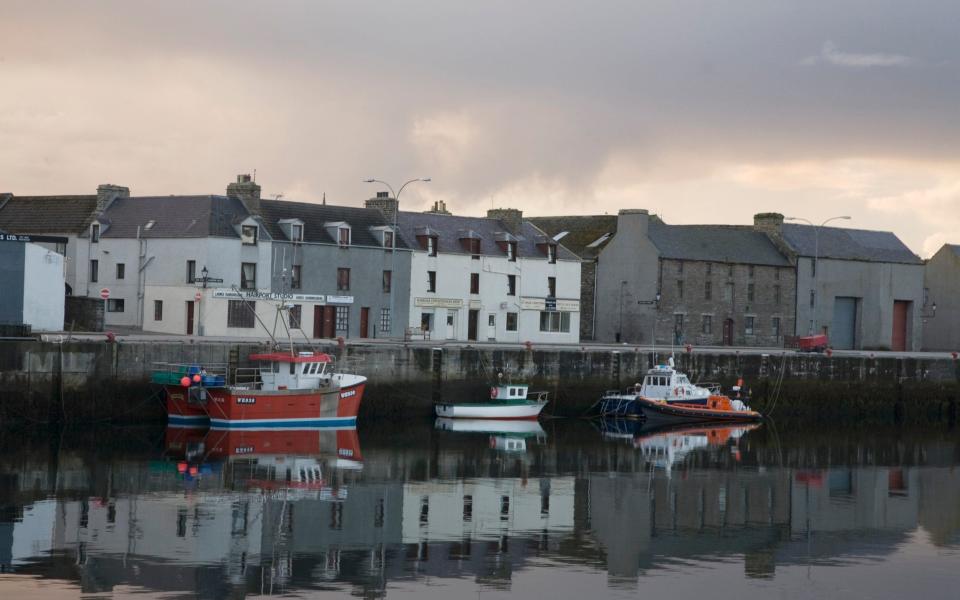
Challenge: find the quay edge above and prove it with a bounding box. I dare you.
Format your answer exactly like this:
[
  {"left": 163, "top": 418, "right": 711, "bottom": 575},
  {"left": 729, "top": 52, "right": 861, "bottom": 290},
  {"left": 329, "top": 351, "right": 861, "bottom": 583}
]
[{"left": 0, "top": 340, "right": 957, "bottom": 425}]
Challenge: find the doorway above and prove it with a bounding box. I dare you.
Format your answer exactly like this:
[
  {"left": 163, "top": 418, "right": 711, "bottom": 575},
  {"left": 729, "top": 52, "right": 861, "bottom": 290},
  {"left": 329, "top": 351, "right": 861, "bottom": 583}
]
[
  {"left": 186, "top": 301, "right": 195, "bottom": 335},
  {"left": 446, "top": 311, "right": 457, "bottom": 339},
  {"left": 360, "top": 307, "right": 370, "bottom": 338},
  {"left": 722, "top": 318, "right": 734, "bottom": 346},
  {"left": 892, "top": 300, "right": 909, "bottom": 351},
  {"left": 832, "top": 297, "right": 858, "bottom": 350},
  {"left": 487, "top": 314, "right": 497, "bottom": 340},
  {"left": 314, "top": 305, "right": 335, "bottom": 338},
  {"left": 467, "top": 310, "right": 479, "bottom": 341}
]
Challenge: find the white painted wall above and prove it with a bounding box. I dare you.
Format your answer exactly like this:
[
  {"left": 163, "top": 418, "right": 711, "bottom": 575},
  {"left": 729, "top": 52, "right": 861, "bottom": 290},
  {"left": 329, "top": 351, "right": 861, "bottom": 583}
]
[
  {"left": 401, "top": 477, "right": 575, "bottom": 543},
  {"left": 408, "top": 250, "right": 580, "bottom": 344},
  {"left": 21, "top": 242, "right": 65, "bottom": 331}
]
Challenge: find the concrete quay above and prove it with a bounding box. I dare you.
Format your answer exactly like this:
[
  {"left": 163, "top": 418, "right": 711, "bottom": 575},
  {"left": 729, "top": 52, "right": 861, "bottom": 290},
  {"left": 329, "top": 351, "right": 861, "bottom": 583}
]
[{"left": 1, "top": 336, "right": 958, "bottom": 425}]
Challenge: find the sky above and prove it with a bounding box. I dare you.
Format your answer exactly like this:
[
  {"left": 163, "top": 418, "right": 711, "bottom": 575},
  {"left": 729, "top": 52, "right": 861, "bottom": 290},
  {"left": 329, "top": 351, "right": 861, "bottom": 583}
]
[{"left": 1, "top": 1, "right": 958, "bottom": 257}]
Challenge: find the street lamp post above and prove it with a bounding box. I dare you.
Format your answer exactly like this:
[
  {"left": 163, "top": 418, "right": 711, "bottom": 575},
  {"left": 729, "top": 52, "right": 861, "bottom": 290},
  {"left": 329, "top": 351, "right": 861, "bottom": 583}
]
[
  {"left": 363, "top": 177, "right": 431, "bottom": 339},
  {"left": 785, "top": 215, "right": 851, "bottom": 335}
]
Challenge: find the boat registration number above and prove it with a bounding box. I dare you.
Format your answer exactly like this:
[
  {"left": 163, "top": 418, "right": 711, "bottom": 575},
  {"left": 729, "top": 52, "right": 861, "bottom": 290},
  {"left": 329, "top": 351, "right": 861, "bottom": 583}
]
[
  {"left": 235, "top": 445, "right": 255, "bottom": 454},
  {"left": 340, "top": 389, "right": 356, "bottom": 399},
  {"left": 236, "top": 397, "right": 256, "bottom": 405},
  {"left": 338, "top": 449, "right": 354, "bottom": 457}
]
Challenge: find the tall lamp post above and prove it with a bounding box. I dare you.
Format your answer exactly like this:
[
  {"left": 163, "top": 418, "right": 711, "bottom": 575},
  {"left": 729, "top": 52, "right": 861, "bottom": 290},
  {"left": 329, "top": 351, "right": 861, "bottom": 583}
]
[
  {"left": 363, "top": 177, "right": 431, "bottom": 338},
  {"left": 785, "top": 215, "right": 851, "bottom": 335}
]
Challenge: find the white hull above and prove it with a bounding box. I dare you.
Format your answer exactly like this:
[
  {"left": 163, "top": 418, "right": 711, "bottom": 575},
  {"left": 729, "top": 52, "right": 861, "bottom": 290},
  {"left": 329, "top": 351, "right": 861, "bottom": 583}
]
[
  {"left": 435, "top": 418, "right": 546, "bottom": 435},
  {"left": 434, "top": 402, "right": 546, "bottom": 420}
]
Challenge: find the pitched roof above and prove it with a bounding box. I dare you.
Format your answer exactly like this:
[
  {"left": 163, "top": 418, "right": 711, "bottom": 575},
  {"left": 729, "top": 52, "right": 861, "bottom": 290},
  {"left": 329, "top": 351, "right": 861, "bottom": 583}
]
[
  {"left": 0, "top": 195, "right": 97, "bottom": 234},
  {"left": 781, "top": 223, "right": 921, "bottom": 265},
  {"left": 100, "top": 196, "right": 249, "bottom": 239},
  {"left": 949, "top": 244, "right": 960, "bottom": 259},
  {"left": 526, "top": 215, "right": 617, "bottom": 259},
  {"left": 648, "top": 220, "right": 791, "bottom": 266},
  {"left": 396, "top": 211, "right": 579, "bottom": 260},
  {"left": 259, "top": 199, "right": 410, "bottom": 248}
]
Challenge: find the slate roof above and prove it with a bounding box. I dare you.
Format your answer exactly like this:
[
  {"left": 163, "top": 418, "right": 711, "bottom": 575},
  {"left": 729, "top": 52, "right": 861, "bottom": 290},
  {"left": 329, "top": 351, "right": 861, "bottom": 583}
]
[
  {"left": 259, "top": 199, "right": 411, "bottom": 248},
  {"left": 781, "top": 223, "right": 921, "bottom": 265},
  {"left": 99, "top": 196, "right": 250, "bottom": 239},
  {"left": 946, "top": 244, "right": 960, "bottom": 259},
  {"left": 526, "top": 215, "right": 617, "bottom": 259},
  {"left": 0, "top": 195, "right": 97, "bottom": 234},
  {"left": 648, "top": 219, "right": 792, "bottom": 266},
  {"left": 396, "top": 211, "right": 579, "bottom": 260}
]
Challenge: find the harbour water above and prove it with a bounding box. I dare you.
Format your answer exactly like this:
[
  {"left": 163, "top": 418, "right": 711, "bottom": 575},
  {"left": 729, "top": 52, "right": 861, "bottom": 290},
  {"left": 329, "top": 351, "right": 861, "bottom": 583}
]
[{"left": 1, "top": 417, "right": 958, "bottom": 599}]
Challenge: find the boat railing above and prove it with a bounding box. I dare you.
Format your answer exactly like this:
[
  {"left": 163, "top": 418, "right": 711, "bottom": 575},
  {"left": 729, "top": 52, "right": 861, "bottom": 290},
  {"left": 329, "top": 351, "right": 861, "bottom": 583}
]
[
  {"left": 150, "top": 362, "right": 229, "bottom": 386},
  {"left": 528, "top": 390, "right": 550, "bottom": 403},
  {"left": 231, "top": 367, "right": 264, "bottom": 390},
  {"left": 697, "top": 382, "right": 723, "bottom": 394}
]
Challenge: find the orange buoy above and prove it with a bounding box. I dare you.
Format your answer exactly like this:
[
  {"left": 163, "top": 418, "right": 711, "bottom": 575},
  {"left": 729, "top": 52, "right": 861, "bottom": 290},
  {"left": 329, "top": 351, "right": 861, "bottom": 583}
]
[{"left": 180, "top": 376, "right": 191, "bottom": 387}]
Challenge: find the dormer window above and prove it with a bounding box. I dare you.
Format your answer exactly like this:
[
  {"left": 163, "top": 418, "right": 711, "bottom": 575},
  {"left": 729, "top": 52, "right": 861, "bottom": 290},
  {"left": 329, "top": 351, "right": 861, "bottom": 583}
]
[
  {"left": 507, "top": 241, "right": 517, "bottom": 261},
  {"left": 90, "top": 223, "right": 100, "bottom": 243},
  {"left": 241, "top": 225, "right": 258, "bottom": 245},
  {"left": 338, "top": 227, "right": 351, "bottom": 247},
  {"left": 427, "top": 236, "right": 437, "bottom": 256},
  {"left": 384, "top": 230, "right": 394, "bottom": 251},
  {"left": 291, "top": 223, "right": 303, "bottom": 243},
  {"left": 469, "top": 238, "right": 481, "bottom": 259},
  {"left": 547, "top": 244, "right": 557, "bottom": 264}
]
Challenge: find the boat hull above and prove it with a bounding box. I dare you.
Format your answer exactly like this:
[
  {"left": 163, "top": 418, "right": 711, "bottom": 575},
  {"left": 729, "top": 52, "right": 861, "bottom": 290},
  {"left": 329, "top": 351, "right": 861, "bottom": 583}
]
[
  {"left": 434, "top": 401, "right": 546, "bottom": 420},
  {"left": 434, "top": 417, "right": 546, "bottom": 435},
  {"left": 598, "top": 394, "right": 761, "bottom": 425},
  {"left": 165, "top": 379, "right": 366, "bottom": 429}
]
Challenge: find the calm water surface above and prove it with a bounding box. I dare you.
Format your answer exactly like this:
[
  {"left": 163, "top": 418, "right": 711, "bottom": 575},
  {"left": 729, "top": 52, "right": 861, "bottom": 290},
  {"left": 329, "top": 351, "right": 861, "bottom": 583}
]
[{"left": 0, "top": 417, "right": 958, "bottom": 599}]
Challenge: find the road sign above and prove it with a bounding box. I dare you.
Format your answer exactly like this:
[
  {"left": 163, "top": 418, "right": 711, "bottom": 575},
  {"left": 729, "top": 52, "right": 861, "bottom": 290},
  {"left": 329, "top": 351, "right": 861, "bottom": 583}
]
[
  {"left": 99, "top": 288, "right": 110, "bottom": 300},
  {"left": 195, "top": 292, "right": 202, "bottom": 301}
]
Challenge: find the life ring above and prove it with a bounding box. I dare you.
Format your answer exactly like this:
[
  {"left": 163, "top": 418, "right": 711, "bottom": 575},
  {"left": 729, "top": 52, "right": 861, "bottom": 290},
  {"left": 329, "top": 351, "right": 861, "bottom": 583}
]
[{"left": 490, "top": 387, "right": 499, "bottom": 399}]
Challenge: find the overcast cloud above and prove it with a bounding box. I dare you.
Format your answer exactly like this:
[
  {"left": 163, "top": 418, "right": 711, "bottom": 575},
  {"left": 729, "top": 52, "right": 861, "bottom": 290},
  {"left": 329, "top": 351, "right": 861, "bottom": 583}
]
[{"left": 1, "top": 1, "right": 958, "bottom": 255}]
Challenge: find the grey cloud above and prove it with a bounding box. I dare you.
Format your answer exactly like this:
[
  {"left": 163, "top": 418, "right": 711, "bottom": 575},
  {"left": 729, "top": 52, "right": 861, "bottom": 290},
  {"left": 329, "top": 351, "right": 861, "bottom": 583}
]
[{"left": 801, "top": 42, "right": 914, "bottom": 68}]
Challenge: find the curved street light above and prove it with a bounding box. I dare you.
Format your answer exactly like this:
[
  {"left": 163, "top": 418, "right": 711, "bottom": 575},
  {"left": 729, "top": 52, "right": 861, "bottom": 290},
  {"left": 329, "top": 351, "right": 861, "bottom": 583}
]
[
  {"left": 364, "top": 177, "right": 431, "bottom": 338},
  {"left": 785, "top": 215, "right": 852, "bottom": 335}
]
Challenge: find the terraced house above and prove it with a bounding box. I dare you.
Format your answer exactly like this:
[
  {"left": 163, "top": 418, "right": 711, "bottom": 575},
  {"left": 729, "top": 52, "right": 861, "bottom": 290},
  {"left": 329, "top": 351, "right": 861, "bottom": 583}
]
[{"left": 379, "top": 198, "right": 581, "bottom": 344}]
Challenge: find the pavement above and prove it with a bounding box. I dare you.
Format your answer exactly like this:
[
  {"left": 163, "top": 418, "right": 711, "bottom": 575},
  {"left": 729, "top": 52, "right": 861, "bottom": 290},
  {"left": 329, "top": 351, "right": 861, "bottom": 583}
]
[{"left": 33, "top": 329, "right": 960, "bottom": 360}]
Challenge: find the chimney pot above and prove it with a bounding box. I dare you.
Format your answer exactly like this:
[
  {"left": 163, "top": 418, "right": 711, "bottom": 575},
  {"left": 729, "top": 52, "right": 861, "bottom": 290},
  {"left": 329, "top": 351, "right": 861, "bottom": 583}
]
[{"left": 227, "top": 173, "right": 262, "bottom": 214}]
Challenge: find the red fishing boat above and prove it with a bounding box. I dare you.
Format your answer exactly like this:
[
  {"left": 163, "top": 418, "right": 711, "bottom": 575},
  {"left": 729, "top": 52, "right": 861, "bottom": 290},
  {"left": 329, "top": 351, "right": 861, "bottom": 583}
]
[{"left": 156, "top": 351, "right": 366, "bottom": 429}]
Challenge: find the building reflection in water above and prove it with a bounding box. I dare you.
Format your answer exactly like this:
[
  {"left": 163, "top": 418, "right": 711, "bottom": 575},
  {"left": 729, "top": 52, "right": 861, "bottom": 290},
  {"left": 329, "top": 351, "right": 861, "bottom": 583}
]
[{"left": 0, "top": 420, "right": 958, "bottom": 598}]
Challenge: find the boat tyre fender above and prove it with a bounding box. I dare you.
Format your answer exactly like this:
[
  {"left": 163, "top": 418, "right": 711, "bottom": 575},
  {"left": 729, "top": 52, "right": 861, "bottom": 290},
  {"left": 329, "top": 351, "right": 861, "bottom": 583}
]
[{"left": 490, "top": 387, "right": 499, "bottom": 399}]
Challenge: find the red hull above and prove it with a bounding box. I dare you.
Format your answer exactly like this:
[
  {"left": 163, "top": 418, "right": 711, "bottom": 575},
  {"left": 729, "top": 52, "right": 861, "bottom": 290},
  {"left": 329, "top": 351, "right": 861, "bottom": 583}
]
[{"left": 165, "top": 382, "right": 365, "bottom": 428}]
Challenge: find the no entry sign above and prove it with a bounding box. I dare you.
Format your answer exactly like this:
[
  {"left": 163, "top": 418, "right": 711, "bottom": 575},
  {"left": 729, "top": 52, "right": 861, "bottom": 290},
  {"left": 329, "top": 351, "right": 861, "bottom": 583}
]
[{"left": 100, "top": 288, "right": 110, "bottom": 300}]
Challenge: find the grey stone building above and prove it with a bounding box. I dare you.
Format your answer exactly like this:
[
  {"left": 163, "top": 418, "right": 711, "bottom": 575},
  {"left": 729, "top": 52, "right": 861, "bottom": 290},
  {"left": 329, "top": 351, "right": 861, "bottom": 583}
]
[
  {"left": 755, "top": 213, "right": 924, "bottom": 351},
  {"left": 259, "top": 198, "right": 412, "bottom": 339},
  {"left": 527, "top": 215, "right": 617, "bottom": 341},
  {"left": 595, "top": 209, "right": 796, "bottom": 347},
  {"left": 921, "top": 244, "right": 959, "bottom": 351}
]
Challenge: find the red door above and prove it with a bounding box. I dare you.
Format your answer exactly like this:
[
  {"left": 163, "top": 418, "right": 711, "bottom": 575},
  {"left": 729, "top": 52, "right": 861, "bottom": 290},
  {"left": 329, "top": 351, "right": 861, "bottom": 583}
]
[
  {"left": 360, "top": 307, "right": 369, "bottom": 338},
  {"left": 323, "top": 306, "right": 335, "bottom": 338},
  {"left": 892, "top": 301, "right": 909, "bottom": 351},
  {"left": 313, "top": 306, "right": 323, "bottom": 338},
  {"left": 722, "top": 318, "right": 734, "bottom": 346},
  {"left": 186, "top": 301, "right": 195, "bottom": 335}
]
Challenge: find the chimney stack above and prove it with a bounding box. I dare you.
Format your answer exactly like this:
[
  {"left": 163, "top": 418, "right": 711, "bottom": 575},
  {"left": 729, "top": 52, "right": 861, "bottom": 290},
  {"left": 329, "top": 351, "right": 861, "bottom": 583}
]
[
  {"left": 227, "top": 174, "right": 262, "bottom": 215},
  {"left": 365, "top": 191, "right": 399, "bottom": 223},
  {"left": 487, "top": 208, "right": 523, "bottom": 235},
  {"left": 617, "top": 208, "right": 650, "bottom": 237},
  {"left": 426, "top": 199, "right": 452, "bottom": 215},
  {"left": 753, "top": 212, "right": 785, "bottom": 237},
  {"left": 95, "top": 184, "right": 129, "bottom": 214}
]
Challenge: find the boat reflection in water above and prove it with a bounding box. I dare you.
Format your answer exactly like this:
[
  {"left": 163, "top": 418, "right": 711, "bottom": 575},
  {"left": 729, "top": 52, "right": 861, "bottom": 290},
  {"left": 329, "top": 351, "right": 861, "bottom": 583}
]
[
  {"left": 435, "top": 416, "right": 547, "bottom": 453},
  {"left": 596, "top": 419, "right": 759, "bottom": 472},
  {"left": 2, "top": 419, "right": 960, "bottom": 599}
]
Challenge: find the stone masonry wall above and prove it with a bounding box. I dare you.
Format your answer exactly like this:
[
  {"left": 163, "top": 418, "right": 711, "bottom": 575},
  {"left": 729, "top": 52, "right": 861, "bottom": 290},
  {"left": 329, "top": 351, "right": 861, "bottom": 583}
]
[{"left": 655, "top": 258, "right": 797, "bottom": 347}]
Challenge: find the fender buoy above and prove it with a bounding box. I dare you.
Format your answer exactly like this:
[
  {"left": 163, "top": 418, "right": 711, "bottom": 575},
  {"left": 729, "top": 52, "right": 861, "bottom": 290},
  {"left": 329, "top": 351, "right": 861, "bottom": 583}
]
[
  {"left": 490, "top": 387, "right": 499, "bottom": 399},
  {"left": 674, "top": 387, "right": 680, "bottom": 396},
  {"left": 180, "top": 376, "right": 191, "bottom": 388},
  {"left": 489, "top": 437, "right": 496, "bottom": 449}
]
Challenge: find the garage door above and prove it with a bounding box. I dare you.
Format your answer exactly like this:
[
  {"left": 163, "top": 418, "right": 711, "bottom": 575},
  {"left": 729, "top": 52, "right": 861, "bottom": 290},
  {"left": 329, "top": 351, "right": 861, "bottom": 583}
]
[{"left": 831, "top": 297, "right": 858, "bottom": 350}]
